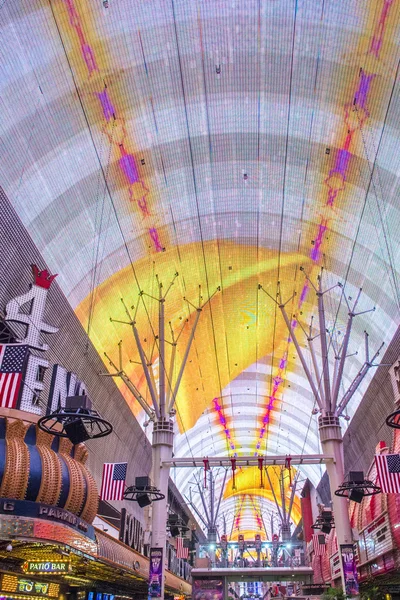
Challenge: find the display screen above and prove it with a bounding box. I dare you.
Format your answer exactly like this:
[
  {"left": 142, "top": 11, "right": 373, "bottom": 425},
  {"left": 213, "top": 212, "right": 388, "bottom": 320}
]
[{"left": 1, "top": 0, "right": 399, "bottom": 538}]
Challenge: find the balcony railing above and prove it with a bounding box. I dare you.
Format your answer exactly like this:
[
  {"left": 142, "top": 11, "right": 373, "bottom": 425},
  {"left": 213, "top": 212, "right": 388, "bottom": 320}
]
[{"left": 196, "top": 542, "right": 308, "bottom": 569}]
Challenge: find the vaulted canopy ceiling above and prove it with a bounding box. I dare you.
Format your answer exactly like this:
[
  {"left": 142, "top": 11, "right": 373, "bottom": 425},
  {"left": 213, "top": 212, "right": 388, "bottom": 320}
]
[{"left": 1, "top": 0, "right": 400, "bottom": 537}]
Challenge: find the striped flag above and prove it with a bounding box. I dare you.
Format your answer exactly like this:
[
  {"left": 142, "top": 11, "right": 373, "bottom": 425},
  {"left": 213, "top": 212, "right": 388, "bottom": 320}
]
[
  {"left": 0, "top": 344, "right": 28, "bottom": 409},
  {"left": 100, "top": 462, "right": 127, "bottom": 501},
  {"left": 375, "top": 453, "right": 400, "bottom": 493},
  {"left": 312, "top": 533, "right": 326, "bottom": 556},
  {"left": 176, "top": 537, "right": 189, "bottom": 559}
]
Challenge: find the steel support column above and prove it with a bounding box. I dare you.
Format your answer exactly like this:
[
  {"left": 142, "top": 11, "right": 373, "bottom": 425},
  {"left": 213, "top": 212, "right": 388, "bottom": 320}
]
[{"left": 151, "top": 419, "right": 174, "bottom": 599}]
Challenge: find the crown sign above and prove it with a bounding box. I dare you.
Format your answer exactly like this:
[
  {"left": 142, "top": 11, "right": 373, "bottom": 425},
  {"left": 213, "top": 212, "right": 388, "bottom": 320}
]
[{"left": 32, "top": 264, "right": 58, "bottom": 289}]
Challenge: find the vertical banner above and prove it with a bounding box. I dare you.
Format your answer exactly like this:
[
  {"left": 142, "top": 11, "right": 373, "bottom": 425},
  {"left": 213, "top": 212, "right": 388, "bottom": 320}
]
[
  {"left": 149, "top": 547, "right": 163, "bottom": 598},
  {"left": 192, "top": 579, "right": 223, "bottom": 600},
  {"left": 255, "top": 533, "right": 262, "bottom": 552},
  {"left": 340, "top": 544, "right": 359, "bottom": 596}
]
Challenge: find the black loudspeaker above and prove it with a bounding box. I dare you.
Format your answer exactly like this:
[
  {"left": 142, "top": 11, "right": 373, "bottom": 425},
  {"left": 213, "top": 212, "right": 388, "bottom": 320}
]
[
  {"left": 66, "top": 394, "right": 92, "bottom": 410},
  {"left": 321, "top": 510, "right": 333, "bottom": 521},
  {"left": 135, "top": 476, "right": 151, "bottom": 489},
  {"left": 321, "top": 523, "right": 332, "bottom": 534},
  {"left": 64, "top": 419, "right": 91, "bottom": 444},
  {"left": 168, "top": 514, "right": 179, "bottom": 524},
  {"left": 349, "top": 471, "right": 364, "bottom": 484},
  {"left": 349, "top": 488, "right": 365, "bottom": 503},
  {"left": 170, "top": 526, "right": 180, "bottom": 537},
  {"left": 137, "top": 493, "right": 152, "bottom": 508}
]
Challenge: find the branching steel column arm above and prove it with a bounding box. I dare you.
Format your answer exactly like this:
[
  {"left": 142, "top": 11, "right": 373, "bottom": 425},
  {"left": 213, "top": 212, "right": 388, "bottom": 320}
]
[
  {"left": 102, "top": 352, "right": 154, "bottom": 418},
  {"left": 168, "top": 308, "right": 201, "bottom": 412},
  {"left": 280, "top": 470, "right": 287, "bottom": 524},
  {"left": 195, "top": 476, "right": 211, "bottom": 524},
  {"left": 308, "top": 337, "right": 325, "bottom": 405},
  {"left": 279, "top": 305, "right": 323, "bottom": 409},
  {"left": 336, "top": 342, "right": 384, "bottom": 416},
  {"left": 159, "top": 295, "right": 166, "bottom": 418},
  {"left": 260, "top": 511, "right": 269, "bottom": 540},
  {"left": 287, "top": 473, "right": 299, "bottom": 524},
  {"left": 166, "top": 343, "right": 176, "bottom": 406},
  {"left": 214, "top": 469, "right": 228, "bottom": 526},
  {"left": 265, "top": 468, "right": 283, "bottom": 522},
  {"left": 185, "top": 496, "right": 208, "bottom": 528},
  {"left": 133, "top": 324, "right": 161, "bottom": 418},
  {"left": 317, "top": 278, "right": 332, "bottom": 412},
  {"left": 210, "top": 471, "right": 215, "bottom": 525},
  {"left": 149, "top": 363, "right": 159, "bottom": 403},
  {"left": 331, "top": 313, "right": 354, "bottom": 411},
  {"left": 120, "top": 373, "right": 154, "bottom": 418}
]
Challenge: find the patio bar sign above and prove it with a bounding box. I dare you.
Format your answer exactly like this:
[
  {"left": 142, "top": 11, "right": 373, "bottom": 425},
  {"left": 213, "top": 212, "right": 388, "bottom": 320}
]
[{"left": 22, "top": 561, "right": 70, "bottom": 574}]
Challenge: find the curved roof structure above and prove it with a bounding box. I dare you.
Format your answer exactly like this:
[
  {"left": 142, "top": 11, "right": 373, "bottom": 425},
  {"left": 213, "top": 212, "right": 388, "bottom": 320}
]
[{"left": 1, "top": 0, "right": 400, "bottom": 537}]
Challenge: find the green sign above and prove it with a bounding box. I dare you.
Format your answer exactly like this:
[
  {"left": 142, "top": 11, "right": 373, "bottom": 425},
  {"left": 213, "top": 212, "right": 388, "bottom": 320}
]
[{"left": 17, "top": 580, "right": 49, "bottom": 595}]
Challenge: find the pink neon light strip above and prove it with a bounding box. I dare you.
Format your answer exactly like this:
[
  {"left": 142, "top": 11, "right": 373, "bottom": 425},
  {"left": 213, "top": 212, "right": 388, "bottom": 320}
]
[{"left": 254, "top": 4, "right": 392, "bottom": 453}]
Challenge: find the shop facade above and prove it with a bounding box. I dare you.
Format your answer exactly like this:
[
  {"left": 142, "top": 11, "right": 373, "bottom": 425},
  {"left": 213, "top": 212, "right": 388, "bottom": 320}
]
[{"left": 0, "top": 408, "right": 192, "bottom": 600}]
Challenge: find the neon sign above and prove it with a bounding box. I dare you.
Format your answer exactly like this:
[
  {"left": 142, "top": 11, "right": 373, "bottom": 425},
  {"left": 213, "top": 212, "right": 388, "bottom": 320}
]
[
  {"left": 22, "top": 561, "right": 70, "bottom": 574},
  {"left": 1, "top": 574, "right": 60, "bottom": 598}
]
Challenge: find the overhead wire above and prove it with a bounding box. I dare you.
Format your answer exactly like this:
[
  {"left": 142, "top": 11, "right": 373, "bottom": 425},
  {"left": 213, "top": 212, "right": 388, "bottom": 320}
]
[
  {"left": 287, "top": 10, "right": 400, "bottom": 472},
  {"left": 47, "top": 0, "right": 217, "bottom": 471},
  {"left": 169, "top": 0, "right": 229, "bottom": 464},
  {"left": 86, "top": 118, "right": 114, "bottom": 344},
  {"left": 195, "top": 2, "right": 233, "bottom": 457},
  {"left": 264, "top": 0, "right": 298, "bottom": 456},
  {"left": 355, "top": 63, "right": 400, "bottom": 313}
]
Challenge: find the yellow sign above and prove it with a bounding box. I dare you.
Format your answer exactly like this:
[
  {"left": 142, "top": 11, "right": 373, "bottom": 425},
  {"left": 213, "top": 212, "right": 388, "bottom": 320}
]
[{"left": 1, "top": 574, "right": 60, "bottom": 598}]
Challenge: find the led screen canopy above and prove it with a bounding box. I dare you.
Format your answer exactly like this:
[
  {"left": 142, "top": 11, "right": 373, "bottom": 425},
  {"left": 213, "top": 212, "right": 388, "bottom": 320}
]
[{"left": 1, "top": 0, "right": 399, "bottom": 536}]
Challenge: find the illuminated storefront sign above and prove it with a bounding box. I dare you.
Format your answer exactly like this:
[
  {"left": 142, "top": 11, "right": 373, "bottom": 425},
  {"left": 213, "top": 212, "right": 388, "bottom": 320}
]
[
  {"left": 149, "top": 548, "right": 163, "bottom": 598},
  {"left": 340, "top": 545, "right": 359, "bottom": 597},
  {"left": 0, "top": 499, "right": 95, "bottom": 540},
  {"left": 18, "top": 581, "right": 49, "bottom": 595},
  {"left": 119, "top": 508, "right": 144, "bottom": 553},
  {"left": 1, "top": 575, "right": 59, "bottom": 598},
  {"left": 22, "top": 562, "right": 70, "bottom": 574},
  {"left": 3, "top": 265, "right": 89, "bottom": 415},
  {"left": 357, "top": 513, "right": 393, "bottom": 565},
  {"left": 86, "top": 592, "right": 115, "bottom": 600}
]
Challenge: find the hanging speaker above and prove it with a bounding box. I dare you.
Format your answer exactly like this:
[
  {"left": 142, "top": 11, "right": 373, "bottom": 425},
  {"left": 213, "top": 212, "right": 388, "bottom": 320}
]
[
  {"left": 349, "top": 488, "right": 364, "bottom": 503},
  {"left": 135, "top": 476, "right": 151, "bottom": 489},
  {"left": 321, "top": 510, "right": 333, "bottom": 521},
  {"left": 65, "top": 394, "right": 92, "bottom": 410},
  {"left": 349, "top": 471, "right": 364, "bottom": 484},
  {"left": 168, "top": 514, "right": 179, "bottom": 525},
  {"left": 321, "top": 523, "right": 332, "bottom": 535},
  {"left": 137, "top": 493, "right": 152, "bottom": 508},
  {"left": 64, "top": 419, "right": 91, "bottom": 444},
  {"left": 170, "top": 526, "right": 180, "bottom": 537}
]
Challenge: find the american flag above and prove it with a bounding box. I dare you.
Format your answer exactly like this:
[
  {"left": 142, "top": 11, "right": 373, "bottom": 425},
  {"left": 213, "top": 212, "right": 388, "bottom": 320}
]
[
  {"left": 176, "top": 536, "right": 189, "bottom": 559},
  {"left": 375, "top": 453, "right": 400, "bottom": 493},
  {"left": 100, "top": 462, "right": 127, "bottom": 501},
  {"left": 0, "top": 344, "right": 28, "bottom": 409},
  {"left": 312, "top": 533, "right": 326, "bottom": 556}
]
